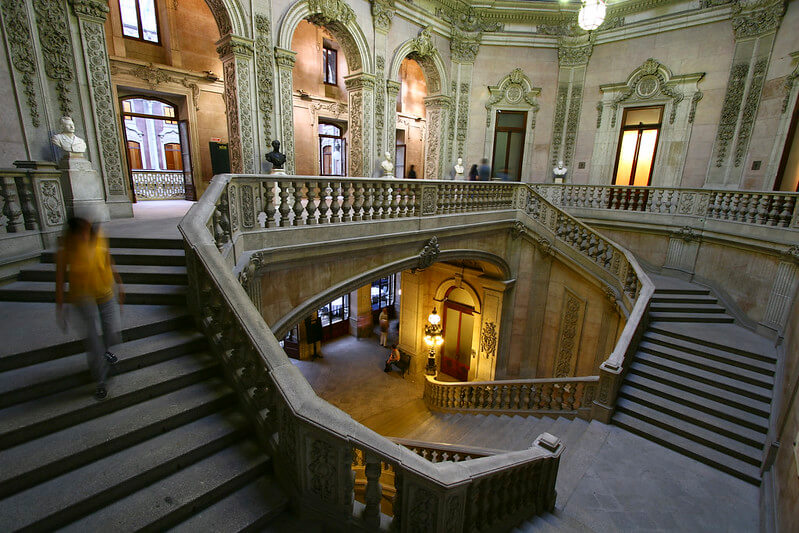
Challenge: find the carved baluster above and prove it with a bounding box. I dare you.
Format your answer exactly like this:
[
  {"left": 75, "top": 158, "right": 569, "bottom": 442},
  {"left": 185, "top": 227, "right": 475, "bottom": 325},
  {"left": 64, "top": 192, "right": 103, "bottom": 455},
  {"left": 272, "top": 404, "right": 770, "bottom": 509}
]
[
  {"left": 277, "top": 181, "right": 291, "bottom": 227},
  {"left": 306, "top": 181, "right": 319, "bottom": 225},
  {"left": 361, "top": 452, "right": 382, "bottom": 529},
  {"left": 15, "top": 175, "right": 39, "bottom": 230},
  {"left": 729, "top": 193, "right": 740, "bottom": 221},
  {"left": 382, "top": 182, "right": 393, "bottom": 219},
  {"left": 0, "top": 176, "right": 24, "bottom": 233},
  {"left": 767, "top": 195, "right": 781, "bottom": 226},
  {"left": 363, "top": 182, "right": 375, "bottom": 220},
  {"left": 396, "top": 183, "right": 408, "bottom": 218},
  {"left": 779, "top": 195, "right": 794, "bottom": 227},
  {"left": 756, "top": 195, "right": 769, "bottom": 224},
  {"left": 373, "top": 181, "right": 385, "bottom": 220},
  {"left": 511, "top": 384, "right": 521, "bottom": 409},
  {"left": 263, "top": 181, "right": 277, "bottom": 227},
  {"left": 388, "top": 183, "right": 399, "bottom": 218},
  {"left": 635, "top": 189, "right": 646, "bottom": 211},
  {"left": 737, "top": 194, "right": 750, "bottom": 222},
  {"left": 291, "top": 181, "right": 305, "bottom": 226},
  {"left": 610, "top": 188, "right": 621, "bottom": 210},
  {"left": 212, "top": 208, "right": 225, "bottom": 250},
  {"left": 746, "top": 194, "right": 758, "bottom": 223},
  {"left": 353, "top": 182, "right": 365, "bottom": 221},
  {"left": 318, "top": 181, "right": 331, "bottom": 224}
]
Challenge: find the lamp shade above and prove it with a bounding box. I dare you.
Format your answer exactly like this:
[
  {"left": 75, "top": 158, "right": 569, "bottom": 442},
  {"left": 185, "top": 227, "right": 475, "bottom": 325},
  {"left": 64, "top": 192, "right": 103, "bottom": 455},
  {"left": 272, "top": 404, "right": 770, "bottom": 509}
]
[
  {"left": 578, "top": 0, "right": 606, "bottom": 31},
  {"left": 428, "top": 308, "right": 441, "bottom": 325}
]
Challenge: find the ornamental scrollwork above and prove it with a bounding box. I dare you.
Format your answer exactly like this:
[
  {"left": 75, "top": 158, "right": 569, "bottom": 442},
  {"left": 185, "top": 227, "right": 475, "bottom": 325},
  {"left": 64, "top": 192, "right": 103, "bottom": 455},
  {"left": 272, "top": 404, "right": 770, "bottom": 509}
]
[
  {"left": 418, "top": 236, "right": 440, "bottom": 269},
  {"left": 308, "top": 0, "right": 355, "bottom": 25},
  {"left": 308, "top": 439, "right": 337, "bottom": 501},
  {"left": 609, "top": 58, "right": 687, "bottom": 127},
  {"left": 410, "top": 26, "right": 436, "bottom": 59},
  {"left": 38, "top": 180, "right": 64, "bottom": 226},
  {"left": 255, "top": 14, "right": 275, "bottom": 142},
  {"left": 675, "top": 225, "right": 701, "bottom": 243},
  {"left": 33, "top": 0, "right": 75, "bottom": 116},
  {"left": 731, "top": 0, "right": 784, "bottom": 40},
  {"left": 554, "top": 292, "right": 582, "bottom": 377},
  {"left": 715, "top": 62, "right": 749, "bottom": 167},
  {"left": 450, "top": 30, "right": 480, "bottom": 64},
  {"left": 1, "top": 0, "right": 40, "bottom": 127},
  {"left": 70, "top": 0, "right": 109, "bottom": 20},
  {"left": 371, "top": 0, "right": 395, "bottom": 32},
  {"left": 733, "top": 57, "right": 767, "bottom": 167},
  {"left": 480, "top": 321, "right": 497, "bottom": 359},
  {"left": 688, "top": 90, "right": 703, "bottom": 123}
]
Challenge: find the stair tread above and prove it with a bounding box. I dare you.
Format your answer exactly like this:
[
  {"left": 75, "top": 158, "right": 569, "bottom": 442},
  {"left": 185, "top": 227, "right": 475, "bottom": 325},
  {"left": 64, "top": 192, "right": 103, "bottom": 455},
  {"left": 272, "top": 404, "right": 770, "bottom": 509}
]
[
  {"left": 644, "top": 331, "right": 776, "bottom": 371},
  {"left": 0, "top": 329, "right": 206, "bottom": 405},
  {"left": 617, "top": 386, "right": 766, "bottom": 445},
  {"left": 0, "top": 379, "right": 234, "bottom": 492},
  {"left": 628, "top": 362, "right": 771, "bottom": 416},
  {"left": 555, "top": 420, "right": 611, "bottom": 502},
  {"left": 614, "top": 398, "right": 762, "bottom": 464},
  {"left": 612, "top": 412, "right": 761, "bottom": 485},
  {"left": 649, "top": 322, "right": 777, "bottom": 361},
  {"left": 20, "top": 263, "right": 188, "bottom": 275},
  {"left": 0, "top": 353, "right": 218, "bottom": 448},
  {"left": 638, "top": 341, "right": 774, "bottom": 385},
  {"left": 648, "top": 311, "right": 734, "bottom": 322},
  {"left": 651, "top": 294, "right": 717, "bottom": 304},
  {"left": 634, "top": 351, "right": 772, "bottom": 398},
  {"left": 648, "top": 273, "right": 711, "bottom": 293},
  {"left": 649, "top": 302, "right": 727, "bottom": 312},
  {"left": 0, "top": 280, "right": 188, "bottom": 294},
  {"left": 556, "top": 417, "right": 590, "bottom": 450},
  {"left": 61, "top": 440, "right": 269, "bottom": 533},
  {"left": 0, "top": 410, "right": 249, "bottom": 531},
  {"left": 166, "top": 473, "right": 287, "bottom": 533}
]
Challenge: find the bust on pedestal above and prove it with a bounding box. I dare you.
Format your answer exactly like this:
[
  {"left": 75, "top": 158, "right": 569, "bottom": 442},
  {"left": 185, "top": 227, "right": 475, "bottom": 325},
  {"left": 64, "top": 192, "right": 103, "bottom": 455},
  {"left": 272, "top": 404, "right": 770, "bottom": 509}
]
[
  {"left": 265, "top": 140, "right": 287, "bottom": 175},
  {"left": 52, "top": 116, "right": 109, "bottom": 221},
  {"left": 453, "top": 157, "right": 465, "bottom": 180},
  {"left": 553, "top": 161, "right": 568, "bottom": 184},
  {"left": 380, "top": 151, "right": 394, "bottom": 177}
]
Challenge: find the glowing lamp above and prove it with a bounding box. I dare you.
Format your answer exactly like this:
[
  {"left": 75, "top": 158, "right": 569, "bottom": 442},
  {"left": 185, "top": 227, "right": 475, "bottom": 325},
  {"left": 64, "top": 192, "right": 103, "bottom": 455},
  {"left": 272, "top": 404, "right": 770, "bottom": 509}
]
[{"left": 578, "top": 0, "right": 606, "bottom": 31}]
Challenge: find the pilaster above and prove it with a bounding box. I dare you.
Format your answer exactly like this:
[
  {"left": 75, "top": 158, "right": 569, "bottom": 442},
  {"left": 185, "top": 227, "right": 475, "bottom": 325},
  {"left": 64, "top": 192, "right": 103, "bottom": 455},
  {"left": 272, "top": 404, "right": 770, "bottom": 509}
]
[
  {"left": 423, "top": 95, "right": 451, "bottom": 179},
  {"left": 371, "top": 1, "right": 394, "bottom": 159},
  {"left": 345, "top": 73, "right": 376, "bottom": 177},
  {"left": 218, "top": 35, "right": 257, "bottom": 174},
  {"left": 385, "top": 80, "right": 401, "bottom": 163},
  {"left": 274, "top": 47, "right": 297, "bottom": 174},
  {"left": 254, "top": 13, "right": 277, "bottom": 165}
]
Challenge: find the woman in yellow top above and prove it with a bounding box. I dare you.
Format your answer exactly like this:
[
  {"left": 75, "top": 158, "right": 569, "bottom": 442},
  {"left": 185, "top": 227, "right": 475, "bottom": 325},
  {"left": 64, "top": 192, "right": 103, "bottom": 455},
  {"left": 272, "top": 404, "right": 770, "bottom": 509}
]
[{"left": 56, "top": 217, "right": 125, "bottom": 400}]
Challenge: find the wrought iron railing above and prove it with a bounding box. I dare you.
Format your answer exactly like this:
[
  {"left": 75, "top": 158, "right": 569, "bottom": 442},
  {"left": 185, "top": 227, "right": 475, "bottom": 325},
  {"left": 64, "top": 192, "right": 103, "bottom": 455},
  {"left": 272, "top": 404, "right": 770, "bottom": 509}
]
[{"left": 131, "top": 170, "right": 185, "bottom": 200}]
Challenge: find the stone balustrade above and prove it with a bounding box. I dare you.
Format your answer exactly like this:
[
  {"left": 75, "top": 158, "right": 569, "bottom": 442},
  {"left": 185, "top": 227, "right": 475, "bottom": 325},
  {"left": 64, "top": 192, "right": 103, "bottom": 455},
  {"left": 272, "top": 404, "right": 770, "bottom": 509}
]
[
  {"left": 424, "top": 376, "right": 599, "bottom": 418},
  {"left": 130, "top": 170, "right": 186, "bottom": 200},
  {"left": 180, "top": 174, "right": 566, "bottom": 531}
]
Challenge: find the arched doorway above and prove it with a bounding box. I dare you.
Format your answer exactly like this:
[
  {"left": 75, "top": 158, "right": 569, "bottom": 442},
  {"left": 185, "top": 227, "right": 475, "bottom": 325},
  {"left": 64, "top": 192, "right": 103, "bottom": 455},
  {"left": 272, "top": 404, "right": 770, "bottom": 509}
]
[
  {"left": 440, "top": 287, "right": 476, "bottom": 381},
  {"left": 395, "top": 58, "right": 427, "bottom": 179}
]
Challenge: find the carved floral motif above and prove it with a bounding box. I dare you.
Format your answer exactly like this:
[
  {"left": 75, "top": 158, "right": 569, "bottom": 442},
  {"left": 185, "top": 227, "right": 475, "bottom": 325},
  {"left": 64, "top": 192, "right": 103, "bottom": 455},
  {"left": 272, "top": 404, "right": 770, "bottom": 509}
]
[
  {"left": 38, "top": 180, "right": 64, "bottom": 226},
  {"left": 715, "top": 62, "right": 749, "bottom": 167},
  {"left": 733, "top": 58, "right": 767, "bottom": 167},
  {"left": 307, "top": 0, "right": 354, "bottom": 25},
  {"left": 418, "top": 236, "right": 440, "bottom": 269},
  {"left": 480, "top": 321, "right": 497, "bottom": 359},
  {"left": 2, "top": 0, "right": 40, "bottom": 127},
  {"left": 308, "top": 439, "right": 336, "bottom": 501},
  {"left": 371, "top": 0, "right": 395, "bottom": 32},
  {"left": 33, "top": 0, "right": 74, "bottom": 116},
  {"left": 554, "top": 292, "right": 582, "bottom": 377},
  {"left": 255, "top": 14, "right": 275, "bottom": 142}
]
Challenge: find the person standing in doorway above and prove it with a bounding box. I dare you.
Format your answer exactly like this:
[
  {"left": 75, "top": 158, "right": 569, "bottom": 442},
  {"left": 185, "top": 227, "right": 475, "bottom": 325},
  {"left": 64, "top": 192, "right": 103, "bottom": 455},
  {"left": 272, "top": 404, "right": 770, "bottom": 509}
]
[
  {"left": 407, "top": 165, "right": 417, "bottom": 179},
  {"left": 56, "top": 217, "right": 125, "bottom": 400},
  {"left": 379, "top": 307, "right": 389, "bottom": 346},
  {"left": 468, "top": 164, "right": 478, "bottom": 181},
  {"left": 478, "top": 158, "right": 491, "bottom": 181}
]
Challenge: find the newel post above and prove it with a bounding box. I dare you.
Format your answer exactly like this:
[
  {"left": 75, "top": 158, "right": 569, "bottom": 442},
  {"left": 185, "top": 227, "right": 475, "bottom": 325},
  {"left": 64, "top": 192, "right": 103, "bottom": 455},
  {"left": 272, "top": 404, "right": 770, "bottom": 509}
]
[{"left": 591, "top": 363, "right": 622, "bottom": 423}]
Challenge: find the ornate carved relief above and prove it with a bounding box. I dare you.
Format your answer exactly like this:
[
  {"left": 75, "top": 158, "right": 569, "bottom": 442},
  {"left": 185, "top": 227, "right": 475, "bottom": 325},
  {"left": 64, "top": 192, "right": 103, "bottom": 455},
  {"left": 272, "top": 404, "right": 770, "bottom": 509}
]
[
  {"left": 563, "top": 84, "right": 582, "bottom": 168},
  {"left": 558, "top": 38, "right": 593, "bottom": 67},
  {"left": 733, "top": 57, "right": 767, "bottom": 167},
  {"left": 110, "top": 61, "right": 201, "bottom": 110},
  {"left": 410, "top": 26, "right": 436, "bottom": 59},
  {"left": 307, "top": 0, "right": 355, "bottom": 25},
  {"left": 456, "top": 82, "right": 470, "bottom": 157},
  {"left": 371, "top": 0, "right": 395, "bottom": 32},
  {"left": 731, "top": 0, "right": 784, "bottom": 39},
  {"left": 480, "top": 321, "right": 497, "bottom": 359},
  {"left": 38, "top": 179, "right": 64, "bottom": 225},
  {"left": 688, "top": 90, "right": 703, "bottom": 123},
  {"left": 33, "top": 0, "right": 75, "bottom": 116},
  {"left": 70, "top": 0, "right": 109, "bottom": 20},
  {"left": 418, "top": 236, "right": 440, "bottom": 269},
  {"left": 275, "top": 48, "right": 296, "bottom": 174},
  {"left": 550, "top": 86, "right": 569, "bottom": 165},
  {"left": 609, "top": 58, "right": 685, "bottom": 127},
  {"left": 255, "top": 14, "right": 275, "bottom": 142},
  {"left": 80, "top": 20, "right": 125, "bottom": 193},
  {"left": 241, "top": 185, "right": 254, "bottom": 228},
  {"left": 596, "top": 101, "right": 603, "bottom": 129},
  {"left": 345, "top": 74, "right": 375, "bottom": 176},
  {"left": 436, "top": 4, "right": 503, "bottom": 33},
  {"left": 204, "top": 0, "right": 233, "bottom": 36},
  {"left": 408, "top": 487, "right": 435, "bottom": 531},
  {"left": 375, "top": 55, "right": 385, "bottom": 155},
  {"left": 424, "top": 97, "right": 449, "bottom": 179},
  {"left": 307, "top": 439, "right": 336, "bottom": 501},
  {"left": 450, "top": 30, "right": 480, "bottom": 63},
  {"left": 2, "top": 0, "right": 40, "bottom": 127},
  {"left": 222, "top": 61, "right": 243, "bottom": 173},
  {"left": 715, "top": 63, "right": 749, "bottom": 167},
  {"left": 782, "top": 59, "right": 799, "bottom": 114},
  {"left": 554, "top": 290, "right": 584, "bottom": 377},
  {"left": 235, "top": 57, "right": 255, "bottom": 173}
]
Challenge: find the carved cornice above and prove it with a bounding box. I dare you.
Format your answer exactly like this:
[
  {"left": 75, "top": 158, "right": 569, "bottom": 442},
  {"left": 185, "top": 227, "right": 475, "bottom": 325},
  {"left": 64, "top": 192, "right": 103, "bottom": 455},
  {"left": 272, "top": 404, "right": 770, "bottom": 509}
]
[
  {"left": 307, "top": 0, "right": 355, "bottom": 25},
  {"left": 69, "top": 0, "right": 109, "bottom": 21},
  {"left": 424, "top": 94, "right": 452, "bottom": 109},
  {"left": 371, "top": 0, "right": 395, "bottom": 32},
  {"left": 558, "top": 34, "right": 593, "bottom": 67},
  {"left": 216, "top": 36, "right": 254, "bottom": 59},
  {"left": 344, "top": 73, "right": 376, "bottom": 91},
  {"left": 409, "top": 26, "right": 436, "bottom": 59},
  {"left": 731, "top": 0, "right": 785, "bottom": 39},
  {"left": 274, "top": 47, "right": 297, "bottom": 69},
  {"left": 109, "top": 60, "right": 204, "bottom": 109},
  {"left": 450, "top": 29, "right": 480, "bottom": 64},
  {"left": 436, "top": 3, "right": 503, "bottom": 33}
]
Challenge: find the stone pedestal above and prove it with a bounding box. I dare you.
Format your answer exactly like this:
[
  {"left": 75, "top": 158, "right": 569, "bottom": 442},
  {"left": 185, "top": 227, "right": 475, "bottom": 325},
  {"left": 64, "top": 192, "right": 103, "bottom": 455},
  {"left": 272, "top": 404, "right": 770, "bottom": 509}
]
[{"left": 59, "top": 155, "right": 109, "bottom": 221}]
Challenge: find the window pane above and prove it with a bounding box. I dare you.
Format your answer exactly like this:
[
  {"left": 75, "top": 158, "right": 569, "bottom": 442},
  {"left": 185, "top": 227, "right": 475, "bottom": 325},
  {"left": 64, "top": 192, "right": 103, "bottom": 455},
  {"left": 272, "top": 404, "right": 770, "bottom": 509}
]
[
  {"left": 119, "top": 0, "right": 140, "bottom": 38},
  {"left": 496, "top": 111, "right": 526, "bottom": 129},
  {"left": 443, "top": 308, "right": 460, "bottom": 360},
  {"left": 319, "top": 123, "right": 340, "bottom": 136},
  {"left": 615, "top": 130, "right": 639, "bottom": 185},
  {"left": 492, "top": 131, "right": 508, "bottom": 173},
  {"left": 507, "top": 131, "right": 524, "bottom": 180},
  {"left": 624, "top": 107, "right": 662, "bottom": 126},
  {"left": 459, "top": 313, "right": 474, "bottom": 363},
  {"left": 633, "top": 129, "right": 658, "bottom": 186},
  {"left": 139, "top": 0, "right": 159, "bottom": 42}
]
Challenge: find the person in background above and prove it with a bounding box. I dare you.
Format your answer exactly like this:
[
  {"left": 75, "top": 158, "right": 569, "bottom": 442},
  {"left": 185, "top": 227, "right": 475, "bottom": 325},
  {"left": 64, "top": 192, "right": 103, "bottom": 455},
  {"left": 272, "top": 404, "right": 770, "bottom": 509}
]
[
  {"left": 56, "top": 217, "right": 125, "bottom": 400},
  {"left": 378, "top": 307, "right": 389, "bottom": 346},
  {"left": 407, "top": 165, "right": 417, "bottom": 179},
  {"left": 384, "top": 344, "right": 401, "bottom": 372},
  {"left": 478, "top": 158, "right": 491, "bottom": 181},
  {"left": 468, "top": 164, "right": 478, "bottom": 181}
]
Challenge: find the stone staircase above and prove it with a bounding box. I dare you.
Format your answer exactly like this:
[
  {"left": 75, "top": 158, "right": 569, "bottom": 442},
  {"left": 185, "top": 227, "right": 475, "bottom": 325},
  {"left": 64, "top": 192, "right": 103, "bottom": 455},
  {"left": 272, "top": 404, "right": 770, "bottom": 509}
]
[
  {"left": 0, "top": 237, "right": 307, "bottom": 531},
  {"left": 612, "top": 274, "right": 776, "bottom": 485}
]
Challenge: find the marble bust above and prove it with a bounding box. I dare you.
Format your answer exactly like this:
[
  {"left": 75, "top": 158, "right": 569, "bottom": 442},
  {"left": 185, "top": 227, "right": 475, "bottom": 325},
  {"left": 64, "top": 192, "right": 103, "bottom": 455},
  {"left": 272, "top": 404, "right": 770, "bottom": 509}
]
[
  {"left": 265, "top": 139, "right": 286, "bottom": 171},
  {"left": 453, "top": 157, "right": 465, "bottom": 180},
  {"left": 51, "top": 116, "right": 87, "bottom": 156},
  {"left": 380, "top": 151, "right": 394, "bottom": 177},
  {"left": 553, "top": 160, "right": 568, "bottom": 183}
]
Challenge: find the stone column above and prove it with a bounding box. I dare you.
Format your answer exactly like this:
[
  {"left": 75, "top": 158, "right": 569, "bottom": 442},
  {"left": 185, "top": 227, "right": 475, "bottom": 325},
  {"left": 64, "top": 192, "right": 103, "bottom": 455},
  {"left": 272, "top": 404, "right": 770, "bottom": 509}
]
[
  {"left": 385, "top": 80, "right": 401, "bottom": 161},
  {"left": 371, "top": 0, "right": 395, "bottom": 158},
  {"left": 422, "top": 95, "right": 451, "bottom": 179},
  {"left": 274, "top": 47, "right": 297, "bottom": 174},
  {"left": 549, "top": 35, "right": 592, "bottom": 181},
  {"left": 355, "top": 285, "right": 373, "bottom": 338},
  {"left": 218, "top": 35, "right": 257, "bottom": 174},
  {"left": 345, "top": 73, "right": 376, "bottom": 177},
  {"left": 706, "top": 0, "right": 785, "bottom": 188},
  {"left": 398, "top": 269, "right": 426, "bottom": 376},
  {"left": 448, "top": 32, "right": 480, "bottom": 164},
  {"left": 254, "top": 13, "right": 277, "bottom": 167},
  {"left": 69, "top": 0, "right": 131, "bottom": 218}
]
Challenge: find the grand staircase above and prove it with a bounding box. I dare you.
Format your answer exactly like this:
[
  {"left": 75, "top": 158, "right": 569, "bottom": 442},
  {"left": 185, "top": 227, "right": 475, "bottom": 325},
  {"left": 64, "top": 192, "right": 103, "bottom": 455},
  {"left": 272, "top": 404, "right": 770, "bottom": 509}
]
[
  {"left": 0, "top": 237, "right": 307, "bottom": 531},
  {"left": 612, "top": 274, "right": 776, "bottom": 485}
]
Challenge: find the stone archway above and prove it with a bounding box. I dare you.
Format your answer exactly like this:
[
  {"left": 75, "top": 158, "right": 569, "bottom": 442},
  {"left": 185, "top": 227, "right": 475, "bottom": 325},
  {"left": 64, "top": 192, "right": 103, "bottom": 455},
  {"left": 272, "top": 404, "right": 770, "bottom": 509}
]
[
  {"left": 387, "top": 27, "right": 451, "bottom": 179},
  {"left": 276, "top": 0, "right": 374, "bottom": 175}
]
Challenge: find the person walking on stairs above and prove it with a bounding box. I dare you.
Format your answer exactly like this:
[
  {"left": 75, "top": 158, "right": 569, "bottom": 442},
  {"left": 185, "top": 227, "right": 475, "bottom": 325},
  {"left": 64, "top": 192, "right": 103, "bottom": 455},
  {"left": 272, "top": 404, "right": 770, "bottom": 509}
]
[{"left": 55, "top": 217, "right": 126, "bottom": 400}]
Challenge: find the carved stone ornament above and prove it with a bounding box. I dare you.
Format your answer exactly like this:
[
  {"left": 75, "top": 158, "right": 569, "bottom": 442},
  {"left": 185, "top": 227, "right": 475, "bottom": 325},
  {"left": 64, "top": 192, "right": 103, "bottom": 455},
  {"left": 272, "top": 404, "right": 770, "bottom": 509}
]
[
  {"left": 216, "top": 36, "right": 254, "bottom": 59},
  {"left": 782, "top": 244, "right": 799, "bottom": 263},
  {"left": 554, "top": 291, "right": 582, "bottom": 377},
  {"left": 688, "top": 90, "right": 703, "bottom": 123},
  {"left": 485, "top": 69, "right": 541, "bottom": 128},
  {"left": 536, "top": 236, "right": 555, "bottom": 256},
  {"left": 410, "top": 26, "right": 436, "bottom": 59},
  {"left": 418, "top": 236, "right": 440, "bottom": 270},
  {"left": 2, "top": 0, "right": 41, "bottom": 127},
  {"left": 450, "top": 30, "right": 480, "bottom": 64},
  {"left": 307, "top": 0, "right": 355, "bottom": 25},
  {"left": 715, "top": 62, "right": 749, "bottom": 166},
  {"left": 38, "top": 179, "right": 64, "bottom": 225},
  {"left": 370, "top": 0, "right": 395, "bottom": 32},
  {"left": 307, "top": 439, "right": 336, "bottom": 501},
  {"left": 511, "top": 220, "right": 526, "bottom": 239},
  {"left": 255, "top": 14, "right": 275, "bottom": 142},
  {"left": 782, "top": 55, "right": 799, "bottom": 114},
  {"left": 558, "top": 34, "right": 593, "bottom": 67},
  {"left": 731, "top": 0, "right": 785, "bottom": 40},
  {"left": 480, "top": 321, "right": 497, "bottom": 359},
  {"left": 608, "top": 58, "right": 691, "bottom": 127},
  {"left": 675, "top": 225, "right": 701, "bottom": 242},
  {"left": 33, "top": 0, "right": 75, "bottom": 116},
  {"left": 436, "top": 4, "right": 503, "bottom": 33},
  {"left": 70, "top": 0, "right": 109, "bottom": 20},
  {"left": 733, "top": 57, "right": 767, "bottom": 167}
]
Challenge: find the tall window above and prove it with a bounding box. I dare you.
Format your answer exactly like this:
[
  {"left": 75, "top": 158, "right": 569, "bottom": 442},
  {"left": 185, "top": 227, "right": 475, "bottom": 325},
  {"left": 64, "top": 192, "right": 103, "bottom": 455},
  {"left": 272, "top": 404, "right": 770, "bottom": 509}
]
[
  {"left": 164, "top": 143, "right": 182, "bottom": 170},
  {"left": 318, "top": 295, "right": 350, "bottom": 327},
  {"left": 319, "top": 123, "right": 346, "bottom": 176},
  {"left": 121, "top": 97, "right": 180, "bottom": 171},
  {"left": 371, "top": 275, "right": 396, "bottom": 310},
  {"left": 491, "top": 110, "right": 527, "bottom": 181},
  {"left": 127, "top": 141, "right": 143, "bottom": 170},
  {"left": 119, "top": 0, "right": 159, "bottom": 43},
  {"left": 613, "top": 106, "right": 663, "bottom": 186},
  {"left": 323, "top": 46, "right": 337, "bottom": 85}
]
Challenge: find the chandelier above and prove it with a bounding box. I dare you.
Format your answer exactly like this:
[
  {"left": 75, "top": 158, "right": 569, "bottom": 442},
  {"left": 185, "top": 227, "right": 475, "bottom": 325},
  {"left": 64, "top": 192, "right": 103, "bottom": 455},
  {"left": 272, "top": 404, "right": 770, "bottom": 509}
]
[{"left": 578, "top": 0, "right": 607, "bottom": 31}]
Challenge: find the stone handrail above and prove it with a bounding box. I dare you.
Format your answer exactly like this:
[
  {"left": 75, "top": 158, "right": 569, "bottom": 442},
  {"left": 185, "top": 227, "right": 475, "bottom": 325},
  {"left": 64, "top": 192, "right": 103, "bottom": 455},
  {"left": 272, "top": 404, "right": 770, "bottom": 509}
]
[
  {"left": 534, "top": 183, "right": 799, "bottom": 232},
  {"left": 179, "top": 174, "right": 563, "bottom": 531},
  {"left": 0, "top": 167, "right": 66, "bottom": 237},
  {"left": 424, "top": 375, "right": 600, "bottom": 418},
  {"left": 389, "top": 438, "right": 510, "bottom": 462}
]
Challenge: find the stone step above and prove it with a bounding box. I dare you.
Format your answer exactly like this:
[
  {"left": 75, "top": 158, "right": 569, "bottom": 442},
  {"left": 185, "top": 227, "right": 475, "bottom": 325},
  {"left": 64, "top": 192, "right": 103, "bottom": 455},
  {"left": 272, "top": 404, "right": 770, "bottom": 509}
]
[
  {"left": 634, "top": 351, "right": 772, "bottom": 401},
  {"left": 0, "top": 379, "right": 234, "bottom": 499},
  {"left": 166, "top": 474, "right": 288, "bottom": 533},
  {"left": 644, "top": 331, "right": 776, "bottom": 373},
  {"left": 554, "top": 420, "right": 611, "bottom": 503},
  {"left": 612, "top": 411, "right": 761, "bottom": 485},
  {"left": 614, "top": 398, "right": 762, "bottom": 466},
  {"left": 60, "top": 440, "right": 272, "bottom": 533},
  {"left": 0, "top": 329, "right": 207, "bottom": 408},
  {"left": 518, "top": 511, "right": 594, "bottom": 533},
  {"left": 647, "top": 273, "right": 711, "bottom": 295},
  {"left": 637, "top": 341, "right": 774, "bottom": 387},
  {"left": 648, "top": 311, "right": 734, "bottom": 323},
  {"left": 18, "top": 263, "right": 188, "bottom": 285},
  {"left": 617, "top": 385, "right": 765, "bottom": 448},
  {"left": 107, "top": 237, "right": 184, "bottom": 250},
  {"left": 555, "top": 417, "right": 590, "bottom": 451},
  {"left": 651, "top": 294, "right": 718, "bottom": 305},
  {"left": 648, "top": 324, "right": 777, "bottom": 363},
  {"left": 0, "top": 352, "right": 219, "bottom": 450},
  {"left": 627, "top": 362, "right": 771, "bottom": 418},
  {"left": 0, "top": 410, "right": 251, "bottom": 531},
  {"left": 41, "top": 247, "right": 186, "bottom": 266},
  {"left": 0, "top": 305, "right": 192, "bottom": 371},
  {"left": 0, "top": 280, "right": 187, "bottom": 305},
  {"left": 649, "top": 302, "right": 727, "bottom": 314}
]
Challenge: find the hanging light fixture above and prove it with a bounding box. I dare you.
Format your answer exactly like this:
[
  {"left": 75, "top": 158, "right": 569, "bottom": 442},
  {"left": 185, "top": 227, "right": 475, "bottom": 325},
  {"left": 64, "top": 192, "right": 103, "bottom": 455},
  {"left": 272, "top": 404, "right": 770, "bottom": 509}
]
[
  {"left": 578, "top": 0, "right": 607, "bottom": 31},
  {"left": 424, "top": 308, "right": 443, "bottom": 376}
]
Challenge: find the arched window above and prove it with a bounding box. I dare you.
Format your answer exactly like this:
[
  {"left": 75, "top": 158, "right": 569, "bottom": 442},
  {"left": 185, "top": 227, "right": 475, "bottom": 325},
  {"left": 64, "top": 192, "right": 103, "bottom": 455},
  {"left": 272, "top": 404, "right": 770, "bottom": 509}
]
[{"left": 319, "top": 122, "right": 346, "bottom": 176}]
